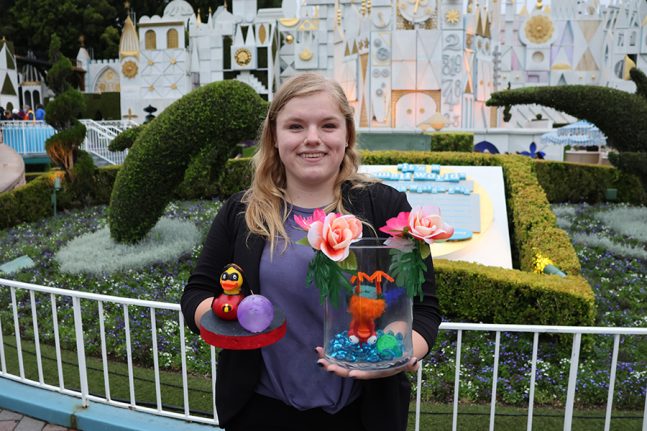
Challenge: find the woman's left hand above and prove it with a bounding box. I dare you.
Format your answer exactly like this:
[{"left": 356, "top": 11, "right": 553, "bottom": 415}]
[{"left": 315, "top": 347, "right": 419, "bottom": 380}]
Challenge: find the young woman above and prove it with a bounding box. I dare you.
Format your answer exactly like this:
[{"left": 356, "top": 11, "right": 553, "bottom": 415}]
[{"left": 181, "top": 72, "right": 441, "bottom": 431}]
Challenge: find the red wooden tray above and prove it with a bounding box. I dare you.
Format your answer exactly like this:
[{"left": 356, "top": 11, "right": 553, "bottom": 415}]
[{"left": 200, "top": 307, "right": 286, "bottom": 350}]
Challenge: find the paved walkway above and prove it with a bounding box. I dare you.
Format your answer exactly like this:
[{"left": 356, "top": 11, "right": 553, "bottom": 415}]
[{"left": 0, "top": 409, "right": 75, "bottom": 431}]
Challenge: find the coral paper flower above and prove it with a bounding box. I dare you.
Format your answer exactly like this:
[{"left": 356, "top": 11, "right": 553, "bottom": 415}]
[
  {"left": 379, "top": 206, "right": 454, "bottom": 245},
  {"left": 307, "top": 213, "right": 363, "bottom": 261},
  {"left": 407, "top": 206, "right": 454, "bottom": 244},
  {"left": 295, "top": 211, "right": 363, "bottom": 304}
]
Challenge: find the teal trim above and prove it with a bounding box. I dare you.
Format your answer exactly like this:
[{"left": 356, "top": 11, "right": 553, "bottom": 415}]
[
  {"left": 23, "top": 156, "right": 51, "bottom": 165},
  {"left": 0, "top": 378, "right": 222, "bottom": 431}
]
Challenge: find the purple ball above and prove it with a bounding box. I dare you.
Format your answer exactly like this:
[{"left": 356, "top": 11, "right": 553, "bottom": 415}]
[{"left": 238, "top": 295, "right": 274, "bottom": 333}]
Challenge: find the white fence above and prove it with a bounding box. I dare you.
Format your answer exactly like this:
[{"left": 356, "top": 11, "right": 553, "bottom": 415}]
[
  {"left": 0, "top": 120, "right": 134, "bottom": 165},
  {"left": 78, "top": 119, "right": 135, "bottom": 165},
  {"left": 0, "top": 121, "right": 55, "bottom": 154},
  {"left": 0, "top": 277, "right": 645, "bottom": 431}
]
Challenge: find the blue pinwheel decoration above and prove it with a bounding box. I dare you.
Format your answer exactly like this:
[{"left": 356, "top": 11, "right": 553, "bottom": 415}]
[{"left": 518, "top": 142, "right": 545, "bottom": 159}]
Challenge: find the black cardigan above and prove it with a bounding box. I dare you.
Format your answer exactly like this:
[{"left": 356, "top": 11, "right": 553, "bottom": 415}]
[{"left": 181, "top": 182, "right": 441, "bottom": 430}]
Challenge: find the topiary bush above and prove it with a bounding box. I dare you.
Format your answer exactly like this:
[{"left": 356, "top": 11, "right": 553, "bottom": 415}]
[
  {"left": 486, "top": 68, "right": 647, "bottom": 153},
  {"left": 109, "top": 124, "right": 147, "bottom": 152},
  {"left": 607, "top": 151, "right": 647, "bottom": 194},
  {"left": 108, "top": 80, "right": 268, "bottom": 243},
  {"left": 429, "top": 132, "right": 474, "bottom": 152}
]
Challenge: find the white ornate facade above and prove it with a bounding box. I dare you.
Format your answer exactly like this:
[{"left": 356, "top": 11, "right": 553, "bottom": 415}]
[
  {"left": 79, "top": 0, "right": 647, "bottom": 129},
  {"left": 0, "top": 38, "right": 20, "bottom": 112}
]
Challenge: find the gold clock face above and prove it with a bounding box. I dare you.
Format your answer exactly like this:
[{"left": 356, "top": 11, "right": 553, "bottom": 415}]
[
  {"left": 398, "top": 0, "right": 435, "bottom": 24},
  {"left": 235, "top": 48, "right": 252, "bottom": 66},
  {"left": 524, "top": 15, "right": 554, "bottom": 44},
  {"left": 122, "top": 60, "right": 138, "bottom": 78}
]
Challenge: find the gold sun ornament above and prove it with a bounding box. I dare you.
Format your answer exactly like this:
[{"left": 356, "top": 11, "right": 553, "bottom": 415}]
[
  {"left": 235, "top": 48, "right": 252, "bottom": 66},
  {"left": 524, "top": 15, "right": 554, "bottom": 44},
  {"left": 122, "top": 60, "right": 138, "bottom": 78},
  {"left": 445, "top": 9, "right": 460, "bottom": 24}
]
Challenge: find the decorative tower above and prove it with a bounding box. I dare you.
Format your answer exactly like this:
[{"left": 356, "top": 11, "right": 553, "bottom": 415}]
[
  {"left": 0, "top": 37, "right": 20, "bottom": 112},
  {"left": 118, "top": 15, "right": 141, "bottom": 122}
]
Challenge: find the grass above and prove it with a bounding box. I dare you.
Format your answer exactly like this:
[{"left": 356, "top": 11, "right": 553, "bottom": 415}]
[{"left": 407, "top": 403, "right": 644, "bottom": 431}]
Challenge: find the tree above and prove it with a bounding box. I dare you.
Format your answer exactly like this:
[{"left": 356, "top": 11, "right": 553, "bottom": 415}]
[
  {"left": 0, "top": 0, "right": 117, "bottom": 58},
  {"left": 44, "top": 35, "right": 89, "bottom": 183},
  {"left": 0, "top": 0, "right": 284, "bottom": 58}
]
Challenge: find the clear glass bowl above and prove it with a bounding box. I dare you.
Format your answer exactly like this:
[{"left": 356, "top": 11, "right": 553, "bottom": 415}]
[{"left": 323, "top": 238, "right": 413, "bottom": 370}]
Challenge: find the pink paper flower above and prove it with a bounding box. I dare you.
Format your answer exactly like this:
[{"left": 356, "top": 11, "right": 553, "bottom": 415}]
[
  {"left": 407, "top": 206, "right": 454, "bottom": 244},
  {"left": 294, "top": 208, "right": 326, "bottom": 231},
  {"left": 380, "top": 206, "right": 454, "bottom": 248},
  {"left": 378, "top": 211, "right": 410, "bottom": 237},
  {"left": 307, "top": 213, "right": 363, "bottom": 261}
]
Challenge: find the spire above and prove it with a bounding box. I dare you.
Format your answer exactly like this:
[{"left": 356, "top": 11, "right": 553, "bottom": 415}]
[{"left": 119, "top": 15, "right": 140, "bottom": 59}]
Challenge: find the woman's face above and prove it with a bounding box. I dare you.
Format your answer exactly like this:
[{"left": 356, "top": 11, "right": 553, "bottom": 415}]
[{"left": 275, "top": 91, "right": 348, "bottom": 194}]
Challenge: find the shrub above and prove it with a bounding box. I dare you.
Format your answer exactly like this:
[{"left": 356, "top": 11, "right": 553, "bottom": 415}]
[
  {"left": 44, "top": 121, "right": 86, "bottom": 180},
  {"left": 44, "top": 89, "right": 87, "bottom": 131},
  {"left": 429, "top": 132, "right": 474, "bottom": 152},
  {"left": 608, "top": 151, "right": 647, "bottom": 194},
  {"left": 0, "top": 175, "right": 54, "bottom": 228},
  {"left": 108, "top": 80, "right": 268, "bottom": 243},
  {"left": 109, "top": 124, "right": 146, "bottom": 152},
  {"left": 534, "top": 159, "right": 647, "bottom": 205},
  {"left": 435, "top": 260, "right": 594, "bottom": 326}
]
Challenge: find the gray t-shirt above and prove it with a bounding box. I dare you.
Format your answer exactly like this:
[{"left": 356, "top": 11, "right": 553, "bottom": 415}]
[{"left": 255, "top": 205, "right": 359, "bottom": 413}]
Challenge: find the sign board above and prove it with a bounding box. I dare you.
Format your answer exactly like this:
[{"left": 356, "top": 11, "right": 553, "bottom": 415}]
[{"left": 360, "top": 165, "right": 512, "bottom": 269}]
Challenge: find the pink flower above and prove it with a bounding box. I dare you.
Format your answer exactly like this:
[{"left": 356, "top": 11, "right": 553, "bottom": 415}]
[
  {"left": 294, "top": 208, "right": 326, "bottom": 231},
  {"left": 307, "top": 213, "right": 363, "bottom": 261},
  {"left": 378, "top": 211, "right": 410, "bottom": 237},
  {"left": 407, "top": 206, "right": 454, "bottom": 244}
]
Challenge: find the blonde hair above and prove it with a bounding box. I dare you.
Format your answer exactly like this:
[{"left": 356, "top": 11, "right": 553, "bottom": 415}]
[{"left": 243, "top": 72, "right": 373, "bottom": 252}]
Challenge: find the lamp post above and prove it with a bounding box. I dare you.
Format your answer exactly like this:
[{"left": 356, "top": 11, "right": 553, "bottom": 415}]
[
  {"left": 143, "top": 105, "right": 157, "bottom": 123},
  {"left": 51, "top": 176, "right": 61, "bottom": 217}
]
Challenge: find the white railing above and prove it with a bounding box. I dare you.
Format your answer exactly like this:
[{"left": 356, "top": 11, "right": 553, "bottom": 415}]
[
  {"left": 0, "top": 277, "right": 645, "bottom": 430},
  {"left": 79, "top": 119, "right": 137, "bottom": 166},
  {"left": 0, "top": 121, "right": 55, "bottom": 155},
  {"left": 0, "top": 120, "right": 135, "bottom": 165}
]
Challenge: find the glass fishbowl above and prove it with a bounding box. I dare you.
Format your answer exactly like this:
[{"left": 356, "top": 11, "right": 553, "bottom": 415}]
[{"left": 323, "top": 238, "right": 413, "bottom": 370}]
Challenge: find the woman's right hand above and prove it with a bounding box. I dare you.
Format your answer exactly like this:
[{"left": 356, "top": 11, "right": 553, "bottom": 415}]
[{"left": 194, "top": 297, "right": 213, "bottom": 328}]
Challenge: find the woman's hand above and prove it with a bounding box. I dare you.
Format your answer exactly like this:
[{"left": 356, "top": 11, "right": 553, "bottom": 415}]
[{"left": 314, "top": 347, "right": 419, "bottom": 380}]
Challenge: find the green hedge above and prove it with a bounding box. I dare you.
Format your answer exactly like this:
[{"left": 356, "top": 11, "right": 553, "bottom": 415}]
[
  {"left": 0, "top": 175, "right": 54, "bottom": 228},
  {"left": 428, "top": 132, "right": 474, "bottom": 152},
  {"left": 83, "top": 92, "right": 121, "bottom": 120},
  {"left": 534, "top": 160, "right": 647, "bottom": 204},
  {"left": 0, "top": 167, "right": 122, "bottom": 229},
  {"left": 435, "top": 260, "right": 594, "bottom": 326}
]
